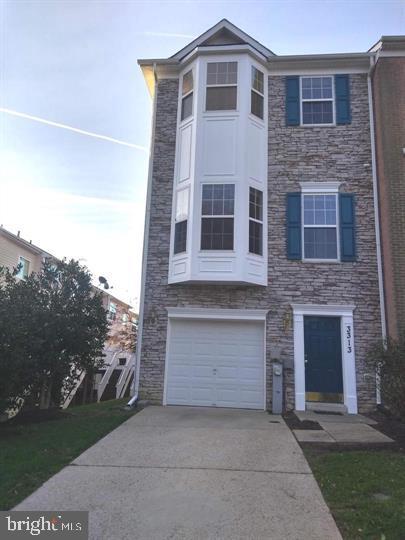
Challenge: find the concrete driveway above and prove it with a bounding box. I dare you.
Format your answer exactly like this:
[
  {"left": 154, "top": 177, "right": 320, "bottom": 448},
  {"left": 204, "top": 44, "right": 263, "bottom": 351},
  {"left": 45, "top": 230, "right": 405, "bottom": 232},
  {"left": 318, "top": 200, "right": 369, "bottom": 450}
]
[{"left": 15, "top": 406, "right": 341, "bottom": 539}]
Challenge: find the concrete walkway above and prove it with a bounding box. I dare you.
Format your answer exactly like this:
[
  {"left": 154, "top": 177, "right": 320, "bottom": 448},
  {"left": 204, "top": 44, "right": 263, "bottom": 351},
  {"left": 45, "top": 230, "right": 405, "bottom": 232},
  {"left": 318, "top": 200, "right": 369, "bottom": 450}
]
[
  {"left": 15, "top": 406, "right": 341, "bottom": 540},
  {"left": 293, "top": 411, "right": 393, "bottom": 444}
]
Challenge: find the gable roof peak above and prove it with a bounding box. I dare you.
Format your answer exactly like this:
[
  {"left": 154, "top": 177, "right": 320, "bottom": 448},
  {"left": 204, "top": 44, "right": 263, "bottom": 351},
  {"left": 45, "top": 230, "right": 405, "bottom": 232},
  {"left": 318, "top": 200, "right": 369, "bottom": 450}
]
[{"left": 171, "top": 19, "right": 275, "bottom": 61}]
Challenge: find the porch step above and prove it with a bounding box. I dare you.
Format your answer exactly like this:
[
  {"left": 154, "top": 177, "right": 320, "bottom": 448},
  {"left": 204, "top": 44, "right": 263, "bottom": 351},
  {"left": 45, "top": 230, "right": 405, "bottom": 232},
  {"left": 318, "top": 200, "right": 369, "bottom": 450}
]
[{"left": 306, "top": 402, "right": 348, "bottom": 414}]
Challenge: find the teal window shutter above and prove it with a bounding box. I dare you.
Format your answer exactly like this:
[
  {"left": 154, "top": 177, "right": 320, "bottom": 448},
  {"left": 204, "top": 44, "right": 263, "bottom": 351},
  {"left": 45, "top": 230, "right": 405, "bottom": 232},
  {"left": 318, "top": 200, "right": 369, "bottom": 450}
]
[
  {"left": 286, "top": 76, "right": 300, "bottom": 126},
  {"left": 340, "top": 194, "right": 356, "bottom": 261},
  {"left": 286, "top": 193, "right": 302, "bottom": 259},
  {"left": 335, "top": 75, "right": 351, "bottom": 125}
]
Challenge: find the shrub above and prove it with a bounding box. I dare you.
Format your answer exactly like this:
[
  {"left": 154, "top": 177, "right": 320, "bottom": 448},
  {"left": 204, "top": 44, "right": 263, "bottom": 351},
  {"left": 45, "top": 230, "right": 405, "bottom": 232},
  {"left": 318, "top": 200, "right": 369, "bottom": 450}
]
[
  {"left": 369, "top": 337, "right": 405, "bottom": 419},
  {"left": 0, "top": 259, "right": 109, "bottom": 415}
]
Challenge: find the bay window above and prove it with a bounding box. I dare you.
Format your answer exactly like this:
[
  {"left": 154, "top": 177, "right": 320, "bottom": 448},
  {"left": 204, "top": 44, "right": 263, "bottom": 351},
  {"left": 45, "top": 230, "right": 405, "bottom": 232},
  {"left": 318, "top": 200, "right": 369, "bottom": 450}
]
[
  {"left": 201, "top": 184, "right": 234, "bottom": 250},
  {"left": 206, "top": 62, "right": 237, "bottom": 111},
  {"left": 249, "top": 187, "right": 263, "bottom": 255}
]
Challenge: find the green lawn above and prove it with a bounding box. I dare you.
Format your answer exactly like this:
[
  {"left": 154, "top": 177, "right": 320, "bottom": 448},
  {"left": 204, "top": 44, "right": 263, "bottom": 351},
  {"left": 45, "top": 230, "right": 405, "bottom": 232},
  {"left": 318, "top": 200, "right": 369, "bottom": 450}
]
[
  {"left": 304, "top": 449, "right": 405, "bottom": 540},
  {"left": 0, "top": 399, "right": 138, "bottom": 510}
]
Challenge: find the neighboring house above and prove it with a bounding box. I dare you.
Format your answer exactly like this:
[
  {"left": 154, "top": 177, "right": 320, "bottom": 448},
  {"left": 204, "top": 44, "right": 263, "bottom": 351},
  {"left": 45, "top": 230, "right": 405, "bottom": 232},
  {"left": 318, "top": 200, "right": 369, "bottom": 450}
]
[
  {"left": 370, "top": 36, "right": 405, "bottom": 340},
  {"left": 0, "top": 226, "right": 55, "bottom": 277},
  {"left": 134, "top": 19, "right": 400, "bottom": 415},
  {"left": 0, "top": 225, "right": 136, "bottom": 406}
]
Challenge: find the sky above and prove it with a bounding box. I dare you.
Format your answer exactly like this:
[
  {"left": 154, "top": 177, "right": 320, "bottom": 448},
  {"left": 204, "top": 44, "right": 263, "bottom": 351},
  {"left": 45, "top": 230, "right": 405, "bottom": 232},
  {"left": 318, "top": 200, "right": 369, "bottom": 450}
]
[{"left": 1, "top": 0, "right": 404, "bottom": 308}]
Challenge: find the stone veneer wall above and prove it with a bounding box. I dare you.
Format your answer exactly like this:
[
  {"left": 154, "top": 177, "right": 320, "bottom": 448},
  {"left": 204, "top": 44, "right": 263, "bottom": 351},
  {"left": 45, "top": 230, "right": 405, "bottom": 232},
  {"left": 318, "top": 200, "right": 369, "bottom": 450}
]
[{"left": 139, "top": 74, "right": 382, "bottom": 412}]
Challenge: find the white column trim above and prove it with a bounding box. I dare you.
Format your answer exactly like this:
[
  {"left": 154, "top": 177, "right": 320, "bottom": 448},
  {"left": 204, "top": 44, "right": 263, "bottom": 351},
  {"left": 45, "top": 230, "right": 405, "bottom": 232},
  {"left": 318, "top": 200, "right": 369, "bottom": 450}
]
[{"left": 291, "top": 303, "right": 358, "bottom": 414}]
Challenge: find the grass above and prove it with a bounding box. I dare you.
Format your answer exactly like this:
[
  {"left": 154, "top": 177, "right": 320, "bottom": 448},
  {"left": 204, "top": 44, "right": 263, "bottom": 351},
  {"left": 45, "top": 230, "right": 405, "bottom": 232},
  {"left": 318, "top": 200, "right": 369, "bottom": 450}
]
[
  {"left": 304, "top": 449, "right": 405, "bottom": 540},
  {"left": 0, "top": 399, "right": 138, "bottom": 510}
]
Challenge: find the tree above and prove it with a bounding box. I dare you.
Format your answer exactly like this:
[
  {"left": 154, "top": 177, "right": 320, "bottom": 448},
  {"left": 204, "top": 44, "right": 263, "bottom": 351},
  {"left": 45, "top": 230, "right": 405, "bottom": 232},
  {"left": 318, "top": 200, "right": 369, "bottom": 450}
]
[
  {"left": 0, "top": 259, "right": 109, "bottom": 415},
  {"left": 114, "top": 310, "right": 138, "bottom": 353}
]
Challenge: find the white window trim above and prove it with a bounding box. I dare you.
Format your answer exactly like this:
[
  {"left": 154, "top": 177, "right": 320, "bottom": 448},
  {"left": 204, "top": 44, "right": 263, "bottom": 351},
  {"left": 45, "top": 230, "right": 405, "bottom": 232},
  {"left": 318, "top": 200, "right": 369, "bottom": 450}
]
[
  {"left": 299, "top": 181, "right": 341, "bottom": 194},
  {"left": 251, "top": 65, "right": 264, "bottom": 120},
  {"left": 205, "top": 61, "right": 238, "bottom": 112},
  {"left": 200, "top": 182, "right": 235, "bottom": 252},
  {"left": 180, "top": 69, "right": 194, "bottom": 123},
  {"left": 300, "top": 75, "right": 335, "bottom": 127},
  {"left": 300, "top": 183, "right": 340, "bottom": 262},
  {"left": 248, "top": 187, "right": 264, "bottom": 256},
  {"left": 16, "top": 255, "right": 31, "bottom": 280},
  {"left": 291, "top": 303, "right": 358, "bottom": 414}
]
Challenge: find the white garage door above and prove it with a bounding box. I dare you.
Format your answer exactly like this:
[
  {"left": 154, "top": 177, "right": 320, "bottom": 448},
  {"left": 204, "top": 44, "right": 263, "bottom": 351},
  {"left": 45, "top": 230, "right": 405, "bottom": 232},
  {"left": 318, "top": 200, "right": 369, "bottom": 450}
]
[{"left": 165, "top": 319, "right": 265, "bottom": 409}]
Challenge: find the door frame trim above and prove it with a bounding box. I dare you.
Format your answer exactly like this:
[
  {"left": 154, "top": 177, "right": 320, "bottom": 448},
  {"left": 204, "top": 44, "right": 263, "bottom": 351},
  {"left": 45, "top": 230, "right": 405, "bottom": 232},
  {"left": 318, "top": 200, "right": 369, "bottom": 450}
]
[
  {"left": 163, "top": 308, "right": 268, "bottom": 409},
  {"left": 291, "top": 304, "right": 358, "bottom": 414}
]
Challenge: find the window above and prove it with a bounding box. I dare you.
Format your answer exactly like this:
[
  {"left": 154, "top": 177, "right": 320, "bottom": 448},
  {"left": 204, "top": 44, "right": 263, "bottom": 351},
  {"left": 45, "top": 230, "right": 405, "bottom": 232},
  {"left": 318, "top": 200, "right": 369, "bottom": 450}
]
[
  {"left": 303, "top": 194, "right": 338, "bottom": 259},
  {"left": 249, "top": 188, "right": 263, "bottom": 255},
  {"left": 181, "top": 70, "right": 193, "bottom": 121},
  {"left": 174, "top": 189, "right": 189, "bottom": 254},
  {"left": 107, "top": 302, "right": 117, "bottom": 321},
  {"left": 16, "top": 256, "right": 30, "bottom": 279},
  {"left": 119, "top": 358, "right": 127, "bottom": 366},
  {"left": 201, "top": 184, "right": 234, "bottom": 250},
  {"left": 301, "top": 77, "right": 334, "bottom": 125},
  {"left": 206, "top": 62, "right": 237, "bottom": 111},
  {"left": 251, "top": 67, "right": 264, "bottom": 119}
]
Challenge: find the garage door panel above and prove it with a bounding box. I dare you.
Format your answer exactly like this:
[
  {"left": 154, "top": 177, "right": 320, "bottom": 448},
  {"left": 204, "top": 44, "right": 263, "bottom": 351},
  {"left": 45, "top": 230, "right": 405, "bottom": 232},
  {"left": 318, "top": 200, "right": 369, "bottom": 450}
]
[{"left": 166, "top": 319, "right": 265, "bottom": 409}]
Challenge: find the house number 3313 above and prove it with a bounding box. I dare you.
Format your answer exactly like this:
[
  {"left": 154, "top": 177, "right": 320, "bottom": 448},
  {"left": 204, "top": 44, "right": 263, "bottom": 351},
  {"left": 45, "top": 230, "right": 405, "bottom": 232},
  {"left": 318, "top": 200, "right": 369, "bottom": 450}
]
[{"left": 346, "top": 325, "right": 352, "bottom": 353}]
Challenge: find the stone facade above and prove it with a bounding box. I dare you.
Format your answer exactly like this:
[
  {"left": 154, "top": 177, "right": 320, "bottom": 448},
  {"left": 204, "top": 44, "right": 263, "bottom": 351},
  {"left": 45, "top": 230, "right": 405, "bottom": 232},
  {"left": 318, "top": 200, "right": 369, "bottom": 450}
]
[
  {"left": 373, "top": 57, "right": 405, "bottom": 339},
  {"left": 139, "top": 74, "right": 382, "bottom": 413}
]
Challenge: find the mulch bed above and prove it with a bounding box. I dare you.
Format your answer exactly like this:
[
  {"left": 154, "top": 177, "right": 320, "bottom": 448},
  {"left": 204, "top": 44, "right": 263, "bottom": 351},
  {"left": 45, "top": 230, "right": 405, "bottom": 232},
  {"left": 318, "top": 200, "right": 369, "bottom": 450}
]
[
  {"left": 366, "top": 407, "right": 405, "bottom": 453},
  {"left": 283, "top": 411, "right": 322, "bottom": 430}
]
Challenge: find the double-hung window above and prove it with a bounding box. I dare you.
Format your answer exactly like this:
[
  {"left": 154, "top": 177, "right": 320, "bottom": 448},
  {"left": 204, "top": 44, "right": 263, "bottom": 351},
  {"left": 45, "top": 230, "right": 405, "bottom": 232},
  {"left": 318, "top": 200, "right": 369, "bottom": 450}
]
[
  {"left": 249, "top": 188, "right": 263, "bottom": 255},
  {"left": 16, "top": 256, "right": 30, "bottom": 279},
  {"left": 174, "top": 189, "right": 189, "bottom": 254},
  {"left": 107, "top": 301, "right": 117, "bottom": 321},
  {"left": 181, "top": 70, "right": 193, "bottom": 121},
  {"left": 251, "top": 67, "right": 264, "bottom": 119},
  {"left": 301, "top": 76, "right": 334, "bottom": 125},
  {"left": 303, "top": 194, "right": 338, "bottom": 260},
  {"left": 206, "top": 62, "right": 237, "bottom": 111},
  {"left": 201, "top": 184, "right": 234, "bottom": 250}
]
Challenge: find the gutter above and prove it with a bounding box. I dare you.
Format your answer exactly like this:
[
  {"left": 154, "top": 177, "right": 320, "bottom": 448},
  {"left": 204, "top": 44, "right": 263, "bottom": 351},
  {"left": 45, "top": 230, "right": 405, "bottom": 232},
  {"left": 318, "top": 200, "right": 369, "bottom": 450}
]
[
  {"left": 127, "top": 63, "right": 158, "bottom": 408},
  {"left": 367, "top": 54, "right": 387, "bottom": 404}
]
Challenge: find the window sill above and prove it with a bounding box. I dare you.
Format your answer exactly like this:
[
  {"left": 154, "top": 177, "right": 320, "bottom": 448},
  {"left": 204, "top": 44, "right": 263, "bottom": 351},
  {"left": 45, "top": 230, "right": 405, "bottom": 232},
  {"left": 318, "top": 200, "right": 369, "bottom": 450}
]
[
  {"left": 302, "top": 258, "right": 340, "bottom": 264},
  {"left": 198, "top": 250, "right": 236, "bottom": 255},
  {"left": 299, "top": 123, "right": 336, "bottom": 128}
]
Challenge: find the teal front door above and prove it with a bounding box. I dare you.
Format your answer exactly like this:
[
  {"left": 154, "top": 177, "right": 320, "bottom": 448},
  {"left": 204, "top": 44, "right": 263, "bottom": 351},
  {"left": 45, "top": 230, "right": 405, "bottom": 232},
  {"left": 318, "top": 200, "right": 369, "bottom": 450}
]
[{"left": 304, "top": 316, "right": 343, "bottom": 403}]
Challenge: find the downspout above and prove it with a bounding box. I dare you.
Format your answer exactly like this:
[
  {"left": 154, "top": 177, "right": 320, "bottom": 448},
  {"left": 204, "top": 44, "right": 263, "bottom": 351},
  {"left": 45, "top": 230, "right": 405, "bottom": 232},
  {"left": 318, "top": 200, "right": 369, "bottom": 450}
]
[
  {"left": 367, "top": 53, "right": 387, "bottom": 405},
  {"left": 127, "top": 63, "right": 158, "bottom": 407}
]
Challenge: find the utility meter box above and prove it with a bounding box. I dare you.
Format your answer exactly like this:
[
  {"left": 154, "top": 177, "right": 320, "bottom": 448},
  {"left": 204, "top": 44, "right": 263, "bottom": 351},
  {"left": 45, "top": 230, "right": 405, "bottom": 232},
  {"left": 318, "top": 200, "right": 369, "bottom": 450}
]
[{"left": 272, "top": 361, "right": 283, "bottom": 414}]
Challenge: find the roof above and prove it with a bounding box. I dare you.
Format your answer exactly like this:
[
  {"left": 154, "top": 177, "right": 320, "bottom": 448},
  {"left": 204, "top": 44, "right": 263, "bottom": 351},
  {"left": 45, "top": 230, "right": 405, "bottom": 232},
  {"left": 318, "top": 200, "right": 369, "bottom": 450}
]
[
  {"left": 369, "top": 35, "right": 405, "bottom": 53},
  {"left": 138, "top": 19, "right": 379, "bottom": 96},
  {"left": 170, "top": 18, "right": 275, "bottom": 61},
  {"left": 0, "top": 226, "right": 54, "bottom": 258}
]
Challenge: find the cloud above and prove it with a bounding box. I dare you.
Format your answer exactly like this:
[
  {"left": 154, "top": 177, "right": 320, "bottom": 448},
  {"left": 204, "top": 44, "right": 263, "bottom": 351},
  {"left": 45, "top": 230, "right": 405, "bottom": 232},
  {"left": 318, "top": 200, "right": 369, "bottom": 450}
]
[{"left": 0, "top": 108, "right": 149, "bottom": 152}]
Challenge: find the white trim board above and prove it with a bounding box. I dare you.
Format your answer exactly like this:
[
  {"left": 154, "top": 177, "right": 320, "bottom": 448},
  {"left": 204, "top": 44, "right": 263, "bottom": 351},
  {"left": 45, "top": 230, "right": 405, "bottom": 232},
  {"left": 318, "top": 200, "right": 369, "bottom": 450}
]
[
  {"left": 291, "top": 303, "right": 358, "bottom": 414},
  {"left": 299, "top": 182, "right": 341, "bottom": 193},
  {"left": 167, "top": 307, "right": 268, "bottom": 321}
]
